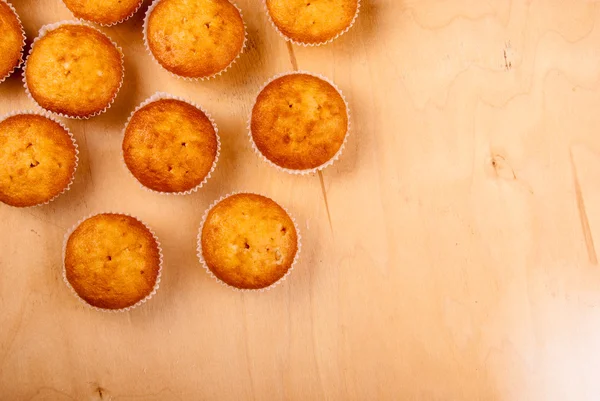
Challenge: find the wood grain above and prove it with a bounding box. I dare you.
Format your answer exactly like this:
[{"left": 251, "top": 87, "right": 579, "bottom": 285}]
[{"left": 2, "top": 0, "right": 600, "bottom": 400}]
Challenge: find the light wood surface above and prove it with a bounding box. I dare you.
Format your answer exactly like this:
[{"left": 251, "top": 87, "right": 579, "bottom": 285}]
[{"left": 3, "top": 0, "right": 600, "bottom": 399}]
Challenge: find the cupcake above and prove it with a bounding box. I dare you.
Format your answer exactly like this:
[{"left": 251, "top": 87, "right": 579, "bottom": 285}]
[
  {"left": 250, "top": 72, "right": 349, "bottom": 173},
  {"left": 0, "top": 0, "right": 25, "bottom": 83},
  {"left": 24, "top": 22, "right": 124, "bottom": 118},
  {"left": 265, "top": 0, "right": 359, "bottom": 45},
  {"left": 199, "top": 193, "right": 300, "bottom": 290},
  {"left": 61, "top": 0, "right": 145, "bottom": 26},
  {"left": 0, "top": 113, "right": 78, "bottom": 207},
  {"left": 144, "top": 0, "right": 246, "bottom": 79},
  {"left": 64, "top": 213, "right": 162, "bottom": 310},
  {"left": 122, "top": 94, "right": 219, "bottom": 194}
]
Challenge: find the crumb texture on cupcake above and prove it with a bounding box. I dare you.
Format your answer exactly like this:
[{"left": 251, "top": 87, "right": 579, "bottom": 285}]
[
  {"left": 0, "top": 114, "right": 77, "bottom": 207},
  {"left": 0, "top": 1, "right": 24, "bottom": 79},
  {"left": 123, "top": 98, "right": 218, "bottom": 193},
  {"left": 202, "top": 194, "right": 298, "bottom": 290},
  {"left": 146, "top": 0, "right": 245, "bottom": 78},
  {"left": 266, "top": 0, "right": 358, "bottom": 44},
  {"left": 25, "top": 24, "right": 123, "bottom": 117},
  {"left": 251, "top": 73, "right": 348, "bottom": 170},
  {"left": 62, "top": 0, "right": 143, "bottom": 25},
  {"left": 65, "top": 214, "right": 161, "bottom": 310}
]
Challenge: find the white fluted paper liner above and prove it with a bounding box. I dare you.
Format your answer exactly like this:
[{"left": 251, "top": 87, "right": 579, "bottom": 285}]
[
  {"left": 0, "top": 0, "right": 26, "bottom": 84},
  {"left": 196, "top": 192, "right": 302, "bottom": 292},
  {"left": 143, "top": 0, "right": 247, "bottom": 81},
  {"left": 248, "top": 71, "right": 351, "bottom": 175},
  {"left": 121, "top": 92, "right": 221, "bottom": 195},
  {"left": 263, "top": 0, "right": 360, "bottom": 47},
  {"left": 62, "top": 212, "right": 163, "bottom": 312},
  {"left": 22, "top": 20, "right": 125, "bottom": 119},
  {"left": 61, "top": 0, "right": 145, "bottom": 27},
  {"left": 0, "top": 110, "right": 79, "bottom": 208}
]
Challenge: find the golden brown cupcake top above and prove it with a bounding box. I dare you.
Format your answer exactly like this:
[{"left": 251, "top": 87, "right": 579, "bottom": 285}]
[
  {"left": 123, "top": 98, "right": 219, "bottom": 193},
  {"left": 201, "top": 193, "right": 298, "bottom": 290},
  {"left": 0, "top": 114, "right": 77, "bottom": 207},
  {"left": 65, "top": 214, "right": 161, "bottom": 310},
  {"left": 25, "top": 24, "right": 123, "bottom": 118},
  {"left": 0, "top": 1, "right": 24, "bottom": 80},
  {"left": 266, "top": 0, "right": 358, "bottom": 44},
  {"left": 146, "top": 0, "right": 245, "bottom": 78},
  {"left": 62, "top": 0, "right": 143, "bottom": 25},
  {"left": 251, "top": 73, "right": 348, "bottom": 170}
]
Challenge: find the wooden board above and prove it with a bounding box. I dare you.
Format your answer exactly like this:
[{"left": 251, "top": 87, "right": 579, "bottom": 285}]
[{"left": 3, "top": 0, "right": 600, "bottom": 399}]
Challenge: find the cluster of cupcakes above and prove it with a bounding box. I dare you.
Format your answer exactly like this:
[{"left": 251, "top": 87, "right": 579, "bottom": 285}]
[{"left": 0, "top": 0, "right": 359, "bottom": 311}]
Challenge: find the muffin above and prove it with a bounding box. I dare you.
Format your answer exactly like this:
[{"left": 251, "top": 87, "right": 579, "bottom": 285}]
[
  {"left": 250, "top": 72, "right": 349, "bottom": 172},
  {"left": 62, "top": 0, "right": 144, "bottom": 25},
  {"left": 64, "top": 213, "right": 162, "bottom": 310},
  {"left": 199, "top": 193, "right": 299, "bottom": 290},
  {"left": 145, "top": 0, "right": 246, "bottom": 79},
  {"left": 266, "top": 0, "right": 359, "bottom": 45},
  {"left": 123, "top": 95, "right": 219, "bottom": 193},
  {"left": 0, "top": 0, "right": 25, "bottom": 83},
  {"left": 24, "top": 22, "right": 124, "bottom": 118},
  {"left": 0, "top": 113, "right": 78, "bottom": 207}
]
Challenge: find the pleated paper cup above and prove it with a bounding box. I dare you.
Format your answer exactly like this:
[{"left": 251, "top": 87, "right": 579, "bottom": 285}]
[
  {"left": 143, "top": 0, "right": 247, "bottom": 81},
  {"left": 197, "top": 192, "right": 302, "bottom": 292},
  {"left": 22, "top": 20, "right": 125, "bottom": 119},
  {"left": 0, "top": 0, "right": 26, "bottom": 84},
  {"left": 62, "top": 213, "right": 163, "bottom": 312},
  {"left": 121, "top": 92, "right": 221, "bottom": 195},
  {"left": 263, "top": 0, "right": 360, "bottom": 47},
  {"left": 0, "top": 110, "right": 79, "bottom": 208},
  {"left": 61, "top": 0, "right": 145, "bottom": 27},
  {"left": 248, "top": 71, "right": 351, "bottom": 175}
]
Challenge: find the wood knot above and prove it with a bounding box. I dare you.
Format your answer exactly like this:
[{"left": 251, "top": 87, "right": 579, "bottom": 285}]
[
  {"left": 503, "top": 41, "right": 514, "bottom": 71},
  {"left": 90, "top": 384, "right": 110, "bottom": 400},
  {"left": 487, "top": 154, "right": 516, "bottom": 180}
]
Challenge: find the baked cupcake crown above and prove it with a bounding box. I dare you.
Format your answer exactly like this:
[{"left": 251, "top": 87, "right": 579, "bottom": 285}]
[
  {"left": 122, "top": 92, "right": 221, "bottom": 194},
  {"left": 143, "top": 0, "right": 247, "bottom": 80},
  {"left": 0, "top": 0, "right": 26, "bottom": 83},
  {"left": 197, "top": 192, "right": 302, "bottom": 291},
  {"left": 63, "top": 212, "right": 163, "bottom": 311},
  {"left": 22, "top": 21, "right": 125, "bottom": 119},
  {"left": 248, "top": 71, "right": 351, "bottom": 174},
  {"left": 61, "top": 0, "right": 146, "bottom": 26},
  {"left": 264, "top": 0, "right": 360, "bottom": 46},
  {"left": 0, "top": 110, "right": 79, "bottom": 207}
]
